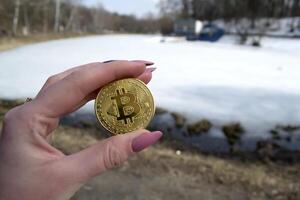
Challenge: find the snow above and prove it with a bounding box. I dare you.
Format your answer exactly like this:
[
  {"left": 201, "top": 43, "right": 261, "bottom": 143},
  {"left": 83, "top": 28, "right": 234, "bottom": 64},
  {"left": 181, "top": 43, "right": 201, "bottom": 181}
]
[
  {"left": 0, "top": 34, "right": 300, "bottom": 139},
  {"left": 215, "top": 17, "right": 300, "bottom": 37}
]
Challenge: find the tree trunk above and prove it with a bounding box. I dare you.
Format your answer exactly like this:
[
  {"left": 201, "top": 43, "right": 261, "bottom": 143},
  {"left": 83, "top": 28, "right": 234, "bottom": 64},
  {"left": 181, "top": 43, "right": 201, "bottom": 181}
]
[
  {"left": 12, "top": 0, "right": 20, "bottom": 36},
  {"left": 23, "top": 3, "right": 30, "bottom": 36},
  {"left": 290, "top": 0, "right": 300, "bottom": 32},
  {"left": 43, "top": 0, "right": 49, "bottom": 33},
  {"left": 54, "top": 0, "right": 61, "bottom": 32},
  {"left": 181, "top": 0, "right": 189, "bottom": 18},
  {"left": 66, "top": 5, "right": 76, "bottom": 32}
]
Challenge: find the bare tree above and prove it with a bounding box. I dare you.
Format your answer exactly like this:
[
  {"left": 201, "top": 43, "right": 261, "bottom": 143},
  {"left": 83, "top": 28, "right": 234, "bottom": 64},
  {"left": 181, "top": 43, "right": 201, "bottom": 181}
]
[
  {"left": 158, "top": 0, "right": 182, "bottom": 18},
  {"left": 54, "top": 0, "right": 61, "bottom": 32},
  {"left": 23, "top": 1, "right": 30, "bottom": 35},
  {"left": 289, "top": 0, "right": 300, "bottom": 32},
  {"left": 12, "top": 0, "right": 20, "bottom": 35},
  {"left": 42, "top": 0, "right": 50, "bottom": 33}
]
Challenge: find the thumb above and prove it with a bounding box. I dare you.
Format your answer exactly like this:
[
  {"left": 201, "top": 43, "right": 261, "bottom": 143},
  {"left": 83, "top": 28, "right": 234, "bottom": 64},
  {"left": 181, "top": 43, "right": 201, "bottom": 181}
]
[{"left": 61, "top": 130, "right": 162, "bottom": 183}]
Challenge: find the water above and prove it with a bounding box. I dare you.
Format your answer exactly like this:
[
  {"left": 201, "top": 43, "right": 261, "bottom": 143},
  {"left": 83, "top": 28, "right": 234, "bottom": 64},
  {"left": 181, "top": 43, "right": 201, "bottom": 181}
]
[{"left": 61, "top": 110, "right": 300, "bottom": 154}]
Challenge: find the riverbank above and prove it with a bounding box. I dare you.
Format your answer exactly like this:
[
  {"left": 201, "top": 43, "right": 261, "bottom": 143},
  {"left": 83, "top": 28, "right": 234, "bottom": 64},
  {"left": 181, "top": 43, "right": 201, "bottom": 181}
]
[
  {"left": 0, "top": 33, "right": 92, "bottom": 52},
  {"left": 0, "top": 99, "right": 299, "bottom": 200},
  {"left": 2, "top": 98, "right": 300, "bottom": 160}
]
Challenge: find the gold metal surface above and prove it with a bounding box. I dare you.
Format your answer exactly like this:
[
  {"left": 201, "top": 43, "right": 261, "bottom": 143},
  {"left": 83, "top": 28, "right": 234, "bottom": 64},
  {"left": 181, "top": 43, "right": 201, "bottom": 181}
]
[{"left": 95, "top": 78, "right": 155, "bottom": 135}]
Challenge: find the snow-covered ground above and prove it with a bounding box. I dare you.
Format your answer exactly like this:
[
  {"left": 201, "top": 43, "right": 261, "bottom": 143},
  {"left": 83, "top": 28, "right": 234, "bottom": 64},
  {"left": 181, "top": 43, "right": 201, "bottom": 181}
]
[
  {"left": 215, "top": 17, "right": 300, "bottom": 37},
  {"left": 0, "top": 34, "right": 300, "bottom": 140}
]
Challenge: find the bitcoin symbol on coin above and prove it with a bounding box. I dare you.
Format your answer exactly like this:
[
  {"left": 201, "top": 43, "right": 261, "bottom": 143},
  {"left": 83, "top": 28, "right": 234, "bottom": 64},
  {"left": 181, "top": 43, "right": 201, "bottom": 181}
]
[
  {"left": 111, "top": 88, "right": 141, "bottom": 124},
  {"left": 95, "top": 78, "right": 155, "bottom": 135}
]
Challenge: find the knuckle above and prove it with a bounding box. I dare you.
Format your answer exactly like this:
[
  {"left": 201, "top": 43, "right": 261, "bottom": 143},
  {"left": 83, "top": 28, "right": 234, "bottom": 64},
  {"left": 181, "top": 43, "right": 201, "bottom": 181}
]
[
  {"left": 2, "top": 102, "right": 57, "bottom": 138},
  {"left": 67, "top": 71, "right": 86, "bottom": 94},
  {"left": 69, "top": 70, "right": 82, "bottom": 79},
  {"left": 4, "top": 104, "right": 40, "bottom": 130},
  {"left": 46, "top": 75, "right": 59, "bottom": 84},
  {"left": 3, "top": 106, "right": 25, "bottom": 129},
  {"left": 3, "top": 108, "right": 17, "bottom": 125},
  {"left": 103, "top": 138, "right": 127, "bottom": 170}
]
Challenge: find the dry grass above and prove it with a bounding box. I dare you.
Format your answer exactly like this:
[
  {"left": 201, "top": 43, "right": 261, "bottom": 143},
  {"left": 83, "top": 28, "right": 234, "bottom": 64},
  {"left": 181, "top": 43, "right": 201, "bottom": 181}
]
[
  {"left": 0, "top": 33, "right": 92, "bottom": 52},
  {"left": 144, "top": 145, "right": 299, "bottom": 192},
  {"left": 0, "top": 113, "right": 299, "bottom": 199},
  {"left": 50, "top": 126, "right": 300, "bottom": 200},
  {"left": 50, "top": 126, "right": 99, "bottom": 154}
]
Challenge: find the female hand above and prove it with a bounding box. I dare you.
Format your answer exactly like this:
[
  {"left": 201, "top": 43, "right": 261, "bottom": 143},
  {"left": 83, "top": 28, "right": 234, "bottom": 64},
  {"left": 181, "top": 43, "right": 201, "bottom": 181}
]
[{"left": 0, "top": 60, "right": 162, "bottom": 200}]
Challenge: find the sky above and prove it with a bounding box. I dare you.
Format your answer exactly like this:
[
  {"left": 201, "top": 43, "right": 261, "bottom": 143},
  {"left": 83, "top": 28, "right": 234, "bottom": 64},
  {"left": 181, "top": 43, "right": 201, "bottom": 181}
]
[{"left": 81, "top": 0, "right": 160, "bottom": 17}]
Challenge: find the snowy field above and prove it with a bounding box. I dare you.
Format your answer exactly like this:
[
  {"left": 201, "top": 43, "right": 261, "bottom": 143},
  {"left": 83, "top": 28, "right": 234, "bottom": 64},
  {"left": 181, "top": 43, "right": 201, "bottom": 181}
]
[{"left": 0, "top": 34, "right": 300, "bottom": 140}]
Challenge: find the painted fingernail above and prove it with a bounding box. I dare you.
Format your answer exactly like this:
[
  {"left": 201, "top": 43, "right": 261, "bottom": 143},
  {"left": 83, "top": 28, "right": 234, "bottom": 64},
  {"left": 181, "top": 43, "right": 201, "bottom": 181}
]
[
  {"left": 132, "top": 131, "right": 163, "bottom": 152},
  {"left": 145, "top": 62, "right": 154, "bottom": 66},
  {"left": 145, "top": 67, "right": 157, "bottom": 73},
  {"left": 103, "top": 60, "right": 117, "bottom": 63},
  {"left": 132, "top": 60, "right": 154, "bottom": 66}
]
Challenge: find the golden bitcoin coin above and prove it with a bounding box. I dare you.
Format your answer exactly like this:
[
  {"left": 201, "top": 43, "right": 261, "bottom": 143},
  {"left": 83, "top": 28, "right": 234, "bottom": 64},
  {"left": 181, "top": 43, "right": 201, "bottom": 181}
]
[{"left": 95, "top": 78, "right": 155, "bottom": 135}]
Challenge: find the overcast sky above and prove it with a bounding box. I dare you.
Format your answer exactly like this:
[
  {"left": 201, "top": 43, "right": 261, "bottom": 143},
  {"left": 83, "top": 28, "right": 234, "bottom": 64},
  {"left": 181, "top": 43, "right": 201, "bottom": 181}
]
[{"left": 81, "top": 0, "right": 160, "bottom": 17}]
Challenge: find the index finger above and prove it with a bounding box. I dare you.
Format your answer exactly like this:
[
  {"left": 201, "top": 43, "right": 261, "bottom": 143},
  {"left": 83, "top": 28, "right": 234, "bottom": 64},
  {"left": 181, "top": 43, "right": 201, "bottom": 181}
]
[{"left": 34, "top": 61, "right": 147, "bottom": 118}]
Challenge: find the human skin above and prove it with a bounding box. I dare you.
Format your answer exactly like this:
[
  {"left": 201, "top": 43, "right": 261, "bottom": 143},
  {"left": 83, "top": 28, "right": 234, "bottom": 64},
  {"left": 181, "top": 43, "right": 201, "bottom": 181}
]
[{"left": 0, "top": 60, "right": 162, "bottom": 200}]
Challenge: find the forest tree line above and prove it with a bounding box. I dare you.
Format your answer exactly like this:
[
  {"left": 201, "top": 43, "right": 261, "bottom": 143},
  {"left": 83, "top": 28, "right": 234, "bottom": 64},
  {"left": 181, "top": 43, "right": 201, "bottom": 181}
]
[
  {"left": 0, "top": 0, "right": 160, "bottom": 36},
  {"left": 160, "top": 0, "right": 300, "bottom": 20},
  {"left": 159, "top": 0, "right": 300, "bottom": 34},
  {"left": 0, "top": 0, "right": 299, "bottom": 37}
]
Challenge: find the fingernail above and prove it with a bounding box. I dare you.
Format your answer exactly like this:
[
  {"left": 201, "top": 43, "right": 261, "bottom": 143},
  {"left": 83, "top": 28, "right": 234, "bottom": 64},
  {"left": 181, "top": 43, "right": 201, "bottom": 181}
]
[
  {"left": 103, "top": 60, "right": 117, "bottom": 63},
  {"left": 132, "top": 60, "right": 154, "bottom": 66},
  {"left": 132, "top": 131, "right": 163, "bottom": 153},
  {"left": 145, "top": 67, "right": 157, "bottom": 73},
  {"left": 145, "top": 62, "right": 154, "bottom": 66}
]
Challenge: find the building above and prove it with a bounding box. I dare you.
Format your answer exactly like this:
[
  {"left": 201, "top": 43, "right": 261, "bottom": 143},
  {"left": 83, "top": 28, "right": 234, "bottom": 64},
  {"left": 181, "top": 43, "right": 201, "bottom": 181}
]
[{"left": 174, "top": 19, "right": 203, "bottom": 36}]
